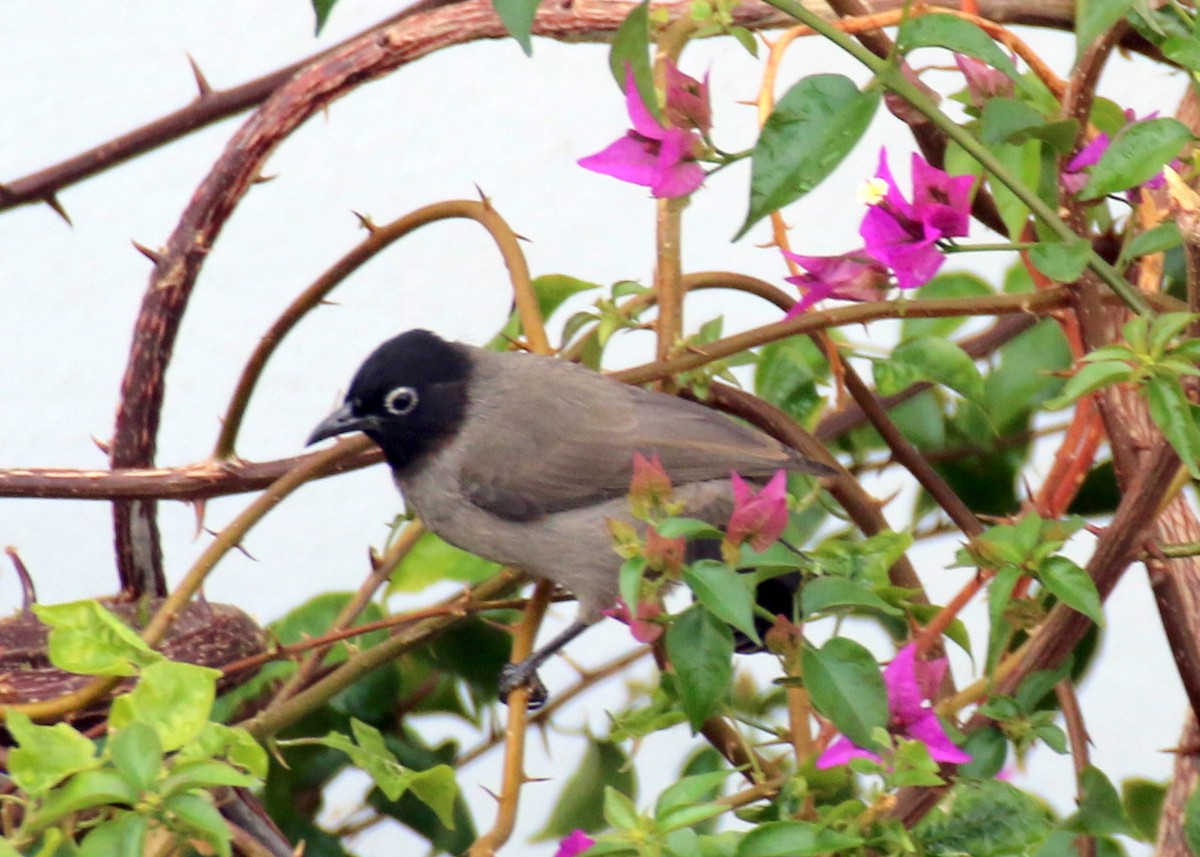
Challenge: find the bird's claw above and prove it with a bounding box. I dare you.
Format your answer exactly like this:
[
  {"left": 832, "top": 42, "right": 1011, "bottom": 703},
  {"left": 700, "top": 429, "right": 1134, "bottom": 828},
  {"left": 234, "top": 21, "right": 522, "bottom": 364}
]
[{"left": 498, "top": 662, "right": 548, "bottom": 709}]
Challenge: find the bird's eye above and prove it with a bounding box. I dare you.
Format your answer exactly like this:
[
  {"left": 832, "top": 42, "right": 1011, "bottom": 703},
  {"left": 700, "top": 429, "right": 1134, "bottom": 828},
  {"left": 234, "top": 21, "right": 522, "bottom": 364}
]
[{"left": 384, "top": 386, "right": 419, "bottom": 416}]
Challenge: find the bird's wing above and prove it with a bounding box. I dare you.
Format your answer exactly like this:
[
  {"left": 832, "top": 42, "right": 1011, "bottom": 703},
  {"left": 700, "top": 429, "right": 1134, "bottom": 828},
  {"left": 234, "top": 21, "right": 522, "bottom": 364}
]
[{"left": 457, "top": 353, "right": 822, "bottom": 521}]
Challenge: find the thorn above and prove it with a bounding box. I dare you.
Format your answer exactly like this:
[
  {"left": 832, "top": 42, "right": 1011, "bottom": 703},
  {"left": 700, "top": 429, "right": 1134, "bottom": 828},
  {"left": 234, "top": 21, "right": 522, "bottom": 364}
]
[
  {"left": 44, "top": 194, "right": 72, "bottom": 226},
  {"left": 191, "top": 500, "right": 208, "bottom": 539},
  {"left": 131, "top": 239, "right": 163, "bottom": 265},
  {"left": 251, "top": 171, "right": 277, "bottom": 185},
  {"left": 480, "top": 785, "right": 501, "bottom": 804},
  {"left": 474, "top": 184, "right": 490, "bottom": 207},
  {"left": 368, "top": 546, "right": 382, "bottom": 571},
  {"left": 5, "top": 546, "right": 37, "bottom": 610},
  {"left": 513, "top": 231, "right": 532, "bottom": 243},
  {"left": 186, "top": 53, "right": 213, "bottom": 98},
  {"left": 91, "top": 435, "right": 112, "bottom": 455},
  {"left": 353, "top": 211, "right": 378, "bottom": 233},
  {"left": 203, "top": 526, "right": 256, "bottom": 560}
]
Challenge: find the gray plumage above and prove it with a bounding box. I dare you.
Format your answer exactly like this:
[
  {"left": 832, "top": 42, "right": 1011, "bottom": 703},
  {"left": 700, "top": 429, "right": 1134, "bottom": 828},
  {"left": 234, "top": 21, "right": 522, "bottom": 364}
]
[{"left": 308, "top": 330, "right": 833, "bottom": 698}]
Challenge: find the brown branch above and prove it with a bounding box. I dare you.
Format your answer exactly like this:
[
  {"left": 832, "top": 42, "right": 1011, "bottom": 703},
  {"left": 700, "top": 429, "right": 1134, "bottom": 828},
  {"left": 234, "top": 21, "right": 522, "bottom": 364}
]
[{"left": 0, "top": 447, "right": 381, "bottom": 501}]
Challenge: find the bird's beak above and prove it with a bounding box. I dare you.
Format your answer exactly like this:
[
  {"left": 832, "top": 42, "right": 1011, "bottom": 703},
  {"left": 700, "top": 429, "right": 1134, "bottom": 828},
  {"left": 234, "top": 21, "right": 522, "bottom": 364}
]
[{"left": 307, "top": 403, "right": 374, "bottom": 446}]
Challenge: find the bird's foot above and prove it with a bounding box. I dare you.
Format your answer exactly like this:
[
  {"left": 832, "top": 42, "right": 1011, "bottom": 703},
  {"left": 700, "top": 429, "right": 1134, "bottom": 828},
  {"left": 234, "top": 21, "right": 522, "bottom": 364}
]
[{"left": 498, "top": 661, "right": 548, "bottom": 710}]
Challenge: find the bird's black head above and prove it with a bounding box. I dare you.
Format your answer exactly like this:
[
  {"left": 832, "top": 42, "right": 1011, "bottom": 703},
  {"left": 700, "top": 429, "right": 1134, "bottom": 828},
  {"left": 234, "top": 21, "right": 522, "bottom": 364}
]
[{"left": 307, "top": 329, "right": 472, "bottom": 473}]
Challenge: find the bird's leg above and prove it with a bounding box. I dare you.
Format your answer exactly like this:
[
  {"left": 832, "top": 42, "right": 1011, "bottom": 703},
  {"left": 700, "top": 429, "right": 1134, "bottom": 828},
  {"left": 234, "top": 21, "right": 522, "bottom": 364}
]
[{"left": 498, "top": 619, "right": 591, "bottom": 709}]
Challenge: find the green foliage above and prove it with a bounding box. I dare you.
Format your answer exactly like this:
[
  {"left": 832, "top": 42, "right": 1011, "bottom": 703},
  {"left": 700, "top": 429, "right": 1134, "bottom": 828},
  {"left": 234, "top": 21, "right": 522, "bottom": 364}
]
[
  {"left": 737, "top": 74, "right": 880, "bottom": 239},
  {"left": 538, "top": 739, "right": 637, "bottom": 839},
  {"left": 492, "top": 0, "right": 541, "bottom": 54},
  {"left": 917, "top": 779, "right": 1053, "bottom": 856},
  {"left": 1078, "top": 118, "right": 1193, "bottom": 199},
  {"left": 281, "top": 719, "right": 459, "bottom": 828},
  {"left": 802, "top": 637, "right": 889, "bottom": 750},
  {"left": 4, "top": 602, "right": 264, "bottom": 857},
  {"left": 666, "top": 606, "right": 734, "bottom": 730}
]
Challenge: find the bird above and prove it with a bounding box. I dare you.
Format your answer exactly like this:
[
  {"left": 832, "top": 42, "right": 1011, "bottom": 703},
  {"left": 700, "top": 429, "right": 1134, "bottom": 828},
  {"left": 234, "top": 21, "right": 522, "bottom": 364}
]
[{"left": 308, "top": 329, "right": 834, "bottom": 704}]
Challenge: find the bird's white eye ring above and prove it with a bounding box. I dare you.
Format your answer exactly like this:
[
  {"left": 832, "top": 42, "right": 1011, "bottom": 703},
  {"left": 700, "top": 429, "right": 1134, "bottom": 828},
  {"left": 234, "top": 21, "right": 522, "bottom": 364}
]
[{"left": 384, "top": 386, "right": 419, "bottom": 416}]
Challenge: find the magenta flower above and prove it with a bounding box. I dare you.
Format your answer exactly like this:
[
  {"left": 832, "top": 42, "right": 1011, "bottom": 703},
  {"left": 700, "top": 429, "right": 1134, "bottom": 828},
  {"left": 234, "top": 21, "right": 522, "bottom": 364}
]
[
  {"left": 603, "top": 597, "right": 664, "bottom": 643},
  {"left": 553, "top": 829, "right": 595, "bottom": 857},
  {"left": 817, "top": 644, "right": 972, "bottom": 769},
  {"left": 954, "top": 53, "right": 1013, "bottom": 109},
  {"left": 1063, "top": 112, "right": 1171, "bottom": 198},
  {"left": 578, "top": 65, "right": 708, "bottom": 198},
  {"left": 859, "top": 149, "right": 974, "bottom": 290},
  {"left": 782, "top": 249, "right": 890, "bottom": 316},
  {"left": 1061, "top": 132, "right": 1110, "bottom": 195},
  {"left": 726, "top": 470, "right": 788, "bottom": 552}
]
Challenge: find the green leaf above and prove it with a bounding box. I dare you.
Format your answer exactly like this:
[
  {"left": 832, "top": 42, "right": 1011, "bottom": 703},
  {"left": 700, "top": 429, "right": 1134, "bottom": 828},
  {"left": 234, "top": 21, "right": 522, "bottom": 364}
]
[
  {"left": 903, "top": 273, "right": 991, "bottom": 341},
  {"left": 7, "top": 710, "right": 99, "bottom": 796},
  {"left": 1123, "top": 778, "right": 1166, "bottom": 842},
  {"left": 877, "top": 335, "right": 985, "bottom": 403},
  {"left": 1080, "top": 118, "right": 1193, "bottom": 199},
  {"left": 109, "top": 722, "right": 163, "bottom": 794},
  {"left": 537, "top": 740, "right": 635, "bottom": 839},
  {"left": 684, "top": 560, "right": 759, "bottom": 645},
  {"left": 1043, "top": 360, "right": 1132, "bottom": 409},
  {"left": 666, "top": 606, "right": 734, "bottom": 731},
  {"left": 29, "top": 769, "right": 140, "bottom": 830},
  {"left": 1122, "top": 221, "right": 1182, "bottom": 264},
  {"left": 164, "top": 793, "right": 232, "bottom": 857},
  {"left": 657, "top": 517, "right": 724, "bottom": 540},
  {"left": 175, "top": 722, "right": 269, "bottom": 779},
  {"left": 161, "top": 760, "right": 258, "bottom": 795},
  {"left": 1068, "top": 765, "right": 1131, "bottom": 836},
  {"left": 311, "top": 0, "right": 337, "bottom": 34},
  {"left": 1027, "top": 237, "right": 1092, "bottom": 282},
  {"left": 389, "top": 530, "right": 501, "bottom": 594},
  {"left": 294, "top": 720, "right": 459, "bottom": 828},
  {"left": 985, "top": 319, "right": 1071, "bottom": 432},
  {"left": 897, "top": 15, "right": 1021, "bottom": 82},
  {"left": 802, "top": 637, "right": 888, "bottom": 749},
  {"left": 986, "top": 566, "right": 1022, "bottom": 672},
  {"left": 916, "top": 779, "right": 1054, "bottom": 856},
  {"left": 655, "top": 771, "right": 729, "bottom": 818},
  {"left": 1039, "top": 556, "right": 1103, "bottom": 623},
  {"left": 33, "top": 600, "right": 159, "bottom": 676},
  {"left": 603, "top": 785, "right": 641, "bottom": 831},
  {"left": 1162, "top": 34, "right": 1200, "bottom": 71},
  {"left": 754, "top": 336, "right": 829, "bottom": 428},
  {"left": 1076, "top": 0, "right": 1137, "bottom": 61},
  {"left": 1145, "top": 376, "right": 1200, "bottom": 478},
  {"left": 736, "top": 820, "right": 864, "bottom": 857},
  {"left": 736, "top": 74, "right": 880, "bottom": 239},
  {"left": 1186, "top": 783, "right": 1200, "bottom": 856},
  {"left": 1147, "top": 311, "right": 1198, "bottom": 355},
  {"left": 799, "top": 576, "right": 903, "bottom": 618},
  {"left": 958, "top": 726, "right": 1008, "bottom": 779},
  {"left": 78, "top": 814, "right": 147, "bottom": 857},
  {"left": 109, "top": 660, "right": 220, "bottom": 751},
  {"left": 609, "top": 0, "right": 655, "bottom": 118},
  {"left": 492, "top": 0, "right": 540, "bottom": 54},
  {"left": 491, "top": 274, "right": 600, "bottom": 348}
]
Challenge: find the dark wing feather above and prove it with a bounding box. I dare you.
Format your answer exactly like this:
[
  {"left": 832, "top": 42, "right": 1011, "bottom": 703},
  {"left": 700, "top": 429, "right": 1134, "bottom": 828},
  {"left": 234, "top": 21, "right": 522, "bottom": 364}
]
[{"left": 457, "top": 351, "right": 823, "bottom": 521}]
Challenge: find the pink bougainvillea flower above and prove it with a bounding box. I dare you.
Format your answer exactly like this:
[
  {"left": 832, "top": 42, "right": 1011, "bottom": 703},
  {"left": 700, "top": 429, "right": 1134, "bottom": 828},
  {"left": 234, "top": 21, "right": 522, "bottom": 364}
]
[
  {"left": 782, "top": 249, "right": 890, "bottom": 316},
  {"left": 629, "top": 451, "right": 673, "bottom": 515},
  {"left": 1063, "top": 111, "right": 1171, "bottom": 198},
  {"left": 726, "top": 470, "right": 788, "bottom": 552},
  {"left": 954, "top": 53, "right": 1013, "bottom": 109},
  {"left": 859, "top": 149, "right": 974, "bottom": 290},
  {"left": 603, "top": 597, "right": 664, "bottom": 643},
  {"left": 1061, "top": 132, "right": 1111, "bottom": 195},
  {"left": 817, "top": 644, "right": 973, "bottom": 769},
  {"left": 553, "top": 829, "right": 596, "bottom": 857},
  {"left": 578, "top": 65, "right": 708, "bottom": 198}
]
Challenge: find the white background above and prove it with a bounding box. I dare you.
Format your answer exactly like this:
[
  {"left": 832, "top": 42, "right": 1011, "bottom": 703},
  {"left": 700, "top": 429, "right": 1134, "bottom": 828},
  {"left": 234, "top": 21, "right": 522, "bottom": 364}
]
[{"left": 0, "top": 2, "right": 1188, "bottom": 854}]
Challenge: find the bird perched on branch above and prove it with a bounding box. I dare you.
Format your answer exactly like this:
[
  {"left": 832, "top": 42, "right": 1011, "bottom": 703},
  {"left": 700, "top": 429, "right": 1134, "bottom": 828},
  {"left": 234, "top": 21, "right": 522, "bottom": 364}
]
[{"left": 308, "top": 329, "right": 833, "bottom": 704}]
